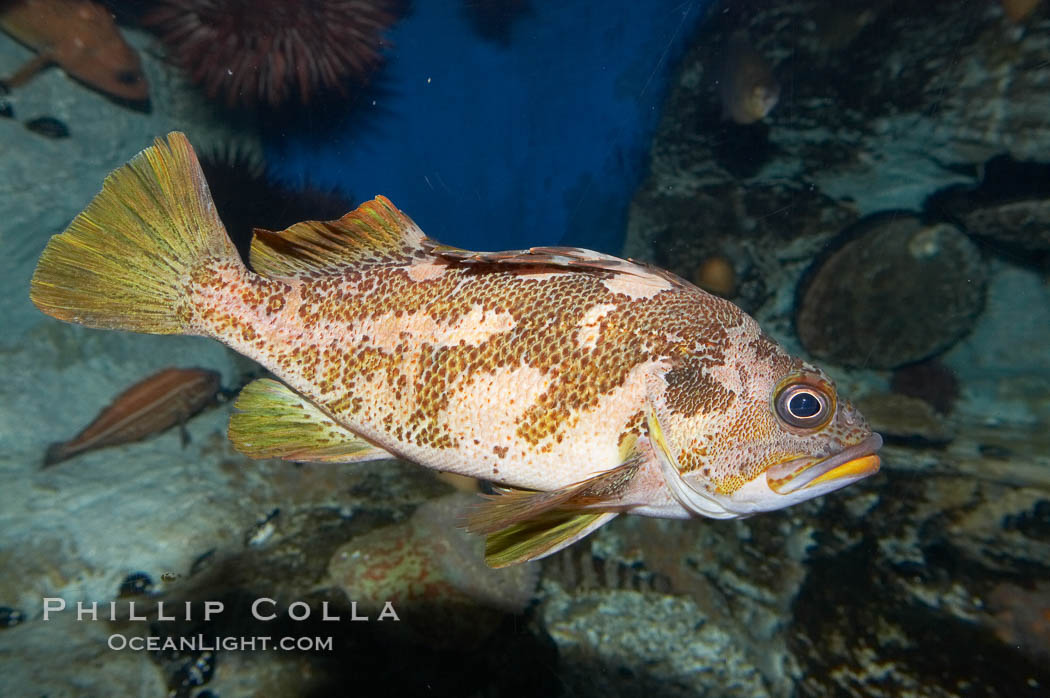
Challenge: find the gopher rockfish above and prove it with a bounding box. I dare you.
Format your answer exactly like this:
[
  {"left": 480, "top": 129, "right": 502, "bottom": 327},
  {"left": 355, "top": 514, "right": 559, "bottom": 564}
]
[{"left": 30, "top": 133, "right": 882, "bottom": 566}]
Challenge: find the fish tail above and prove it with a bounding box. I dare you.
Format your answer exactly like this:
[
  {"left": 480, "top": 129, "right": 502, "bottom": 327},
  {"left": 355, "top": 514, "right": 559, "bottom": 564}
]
[
  {"left": 42, "top": 441, "right": 74, "bottom": 468},
  {"left": 30, "top": 132, "right": 239, "bottom": 334}
]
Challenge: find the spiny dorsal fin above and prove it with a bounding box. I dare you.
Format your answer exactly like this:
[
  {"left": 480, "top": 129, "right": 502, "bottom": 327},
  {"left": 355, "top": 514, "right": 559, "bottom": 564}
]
[
  {"left": 427, "top": 242, "right": 690, "bottom": 289},
  {"left": 229, "top": 378, "right": 392, "bottom": 463},
  {"left": 249, "top": 196, "right": 429, "bottom": 278},
  {"left": 465, "top": 455, "right": 641, "bottom": 567}
]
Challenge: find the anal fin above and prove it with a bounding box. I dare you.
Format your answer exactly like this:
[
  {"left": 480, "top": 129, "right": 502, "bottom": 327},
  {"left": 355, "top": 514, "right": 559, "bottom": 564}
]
[{"left": 229, "top": 378, "right": 392, "bottom": 463}]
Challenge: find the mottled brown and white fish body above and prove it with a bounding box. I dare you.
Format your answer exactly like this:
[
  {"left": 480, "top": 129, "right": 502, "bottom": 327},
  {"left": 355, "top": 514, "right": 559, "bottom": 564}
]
[
  {"left": 190, "top": 253, "right": 680, "bottom": 498},
  {"left": 30, "top": 133, "right": 881, "bottom": 566}
]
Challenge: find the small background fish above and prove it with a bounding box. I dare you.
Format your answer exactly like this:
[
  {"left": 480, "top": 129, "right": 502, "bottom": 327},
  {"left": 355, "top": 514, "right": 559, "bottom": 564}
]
[
  {"left": 719, "top": 31, "right": 779, "bottom": 124},
  {"left": 0, "top": 0, "right": 149, "bottom": 103},
  {"left": 43, "top": 366, "right": 221, "bottom": 466},
  {"left": 1001, "top": 0, "right": 1043, "bottom": 22}
]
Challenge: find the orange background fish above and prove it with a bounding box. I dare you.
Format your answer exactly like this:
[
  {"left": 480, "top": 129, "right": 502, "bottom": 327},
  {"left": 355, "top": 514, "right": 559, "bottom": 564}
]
[
  {"left": 44, "top": 367, "right": 221, "bottom": 466},
  {"left": 0, "top": 0, "right": 148, "bottom": 102}
]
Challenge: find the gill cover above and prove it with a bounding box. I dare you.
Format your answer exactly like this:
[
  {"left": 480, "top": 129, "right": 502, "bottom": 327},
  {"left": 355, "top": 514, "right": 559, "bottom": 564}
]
[{"left": 645, "top": 371, "right": 741, "bottom": 519}]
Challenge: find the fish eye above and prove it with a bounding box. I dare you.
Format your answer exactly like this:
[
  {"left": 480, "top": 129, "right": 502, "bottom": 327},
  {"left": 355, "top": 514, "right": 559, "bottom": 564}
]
[
  {"left": 774, "top": 381, "right": 832, "bottom": 430},
  {"left": 789, "top": 391, "right": 820, "bottom": 417},
  {"left": 116, "top": 70, "right": 141, "bottom": 85}
]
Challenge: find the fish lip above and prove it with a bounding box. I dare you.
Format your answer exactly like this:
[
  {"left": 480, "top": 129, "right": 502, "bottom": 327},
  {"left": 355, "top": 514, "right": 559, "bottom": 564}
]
[{"left": 766, "top": 433, "right": 883, "bottom": 495}]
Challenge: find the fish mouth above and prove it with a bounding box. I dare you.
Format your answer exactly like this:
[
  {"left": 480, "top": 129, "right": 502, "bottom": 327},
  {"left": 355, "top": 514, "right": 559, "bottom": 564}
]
[{"left": 766, "top": 433, "right": 883, "bottom": 495}]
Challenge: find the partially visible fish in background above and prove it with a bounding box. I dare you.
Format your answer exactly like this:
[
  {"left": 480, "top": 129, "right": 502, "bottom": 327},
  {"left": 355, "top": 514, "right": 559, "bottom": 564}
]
[
  {"left": 43, "top": 367, "right": 221, "bottom": 467},
  {"left": 0, "top": 0, "right": 149, "bottom": 104},
  {"left": 1001, "top": 0, "right": 1043, "bottom": 23},
  {"left": 719, "top": 31, "right": 779, "bottom": 125}
]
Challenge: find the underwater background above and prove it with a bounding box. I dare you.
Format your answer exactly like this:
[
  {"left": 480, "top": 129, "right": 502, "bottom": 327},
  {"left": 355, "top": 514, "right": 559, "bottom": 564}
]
[{"left": 1, "top": 0, "right": 1049, "bottom": 696}]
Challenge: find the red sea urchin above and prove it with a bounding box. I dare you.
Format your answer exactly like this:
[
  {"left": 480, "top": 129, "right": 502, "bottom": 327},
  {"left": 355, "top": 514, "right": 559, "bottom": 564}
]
[{"left": 142, "top": 0, "right": 402, "bottom": 108}]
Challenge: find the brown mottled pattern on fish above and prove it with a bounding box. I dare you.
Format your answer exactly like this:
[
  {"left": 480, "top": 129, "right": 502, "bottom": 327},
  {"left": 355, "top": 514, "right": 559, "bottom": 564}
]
[
  {"left": 44, "top": 367, "right": 221, "bottom": 466},
  {"left": 29, "top": 133, "right": 882, "bottom": 566},
  {"left": 182, "top": 247, "right": 789, "bottom": 495}
]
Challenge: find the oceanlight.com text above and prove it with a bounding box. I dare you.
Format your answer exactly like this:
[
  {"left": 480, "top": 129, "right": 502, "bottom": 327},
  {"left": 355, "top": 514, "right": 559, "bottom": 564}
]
[{"left": 108, "top": 633, "right": 334, "bottom": 652}]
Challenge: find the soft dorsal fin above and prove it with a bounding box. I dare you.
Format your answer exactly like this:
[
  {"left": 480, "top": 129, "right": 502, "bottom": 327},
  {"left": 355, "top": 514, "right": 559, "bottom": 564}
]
[
  {"left": 249, "top": 196, "right": 429, "bottom": 278},
  {"left": 425, "top": 242, "right": 690, "bottom": 289},
  {"left": 229, "top": 378, "right": 393, "bottom": 463}
]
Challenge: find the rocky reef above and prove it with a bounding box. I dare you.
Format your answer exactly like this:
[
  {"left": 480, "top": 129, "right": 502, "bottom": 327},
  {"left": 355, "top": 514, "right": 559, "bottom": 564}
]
[{"left": 619, "top": 0, "right": 1050, "bottom": 695}]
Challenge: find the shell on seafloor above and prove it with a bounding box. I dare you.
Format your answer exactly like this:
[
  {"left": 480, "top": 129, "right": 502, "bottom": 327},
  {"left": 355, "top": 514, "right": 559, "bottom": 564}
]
[
  {"left": 795, "top": 213, "right": 986, "bottom": 369},
  {"left": 325, "top": 493, "right": 539, "bottom": 647}
]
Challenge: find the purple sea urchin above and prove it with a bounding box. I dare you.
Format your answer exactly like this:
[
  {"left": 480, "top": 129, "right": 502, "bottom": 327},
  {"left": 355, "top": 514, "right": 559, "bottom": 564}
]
[
  {"left": 197, "top": 145, "right": 353, "bottom": 263},
  {"left": 142, "top": 0, "right": 403, "bottom": 108},
  {"left": 462, "top": 0, "right": 532, "bottom": 44}
]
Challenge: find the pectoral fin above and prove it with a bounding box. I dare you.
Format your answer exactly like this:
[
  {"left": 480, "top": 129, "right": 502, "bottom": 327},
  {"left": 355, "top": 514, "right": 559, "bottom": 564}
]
[
  {"left": 4, "top": 52, "right": 54, "bottom": 88},
  {"left": 480, "top": 511, "right": 618, "bottom": 568},
  {"left": 229, "top": 378, "right": 392, "bottom": 463},
  {"left": 465, "top": 455, "right": 641, "bottom": 567}
]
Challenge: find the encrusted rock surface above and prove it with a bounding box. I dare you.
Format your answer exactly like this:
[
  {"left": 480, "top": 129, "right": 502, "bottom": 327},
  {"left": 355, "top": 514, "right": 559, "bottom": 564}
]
[
  {"left": 0, "top": 615, "right": 167, "bottom": 697},
  {"left": 625, "top": 0, "right": 1050, "bottom": 325},
  {"left": 540, "top": 586, "right": 770, "bottom": 698},
  {"left": 620, "top": 1, "right": 1050, "bottom": 696},
  {"left": 790, "top": 435, "right": 1050, "bottom": 697}
]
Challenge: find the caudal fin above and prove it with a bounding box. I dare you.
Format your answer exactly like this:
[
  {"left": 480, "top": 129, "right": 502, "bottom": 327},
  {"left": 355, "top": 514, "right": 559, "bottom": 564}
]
[{"left": 30, "top": 132, "right": 238, "bottom": 334}]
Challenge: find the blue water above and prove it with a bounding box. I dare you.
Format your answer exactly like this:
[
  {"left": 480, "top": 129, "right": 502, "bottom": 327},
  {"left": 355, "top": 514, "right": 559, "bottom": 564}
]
[{"left": 265, "top": 0, "right": 707, "bottom": 253}]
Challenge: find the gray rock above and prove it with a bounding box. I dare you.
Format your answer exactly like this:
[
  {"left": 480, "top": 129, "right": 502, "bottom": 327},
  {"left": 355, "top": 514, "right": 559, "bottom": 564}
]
[
  {"left": 856, "top": 392, "right": 957, "bottom": 444},
  {"left": 621, "top": 1, "right": 1050, "bottom": 696},
  {"left": 540, "top": 586, "right": 771, "bottom": 698}
]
